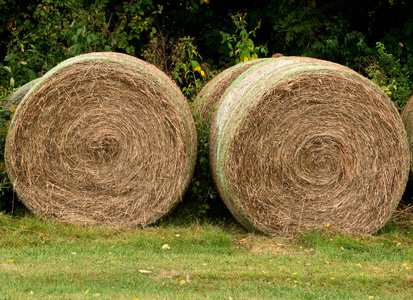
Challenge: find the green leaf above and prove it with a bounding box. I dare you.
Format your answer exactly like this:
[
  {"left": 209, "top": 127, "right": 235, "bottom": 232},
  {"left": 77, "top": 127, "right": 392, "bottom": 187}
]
[
  {"left": 86, "top": 33, "right": 97, "bottom": 43},
  {"left": 27, "top": 69, "right": 37, "bottom": 79},
  {"left": 125, "top": 46, "right": 135, "bottom": 55},
  {"left": 4, "top": 54, "right": 16, "bottom": 62},
  {"left": 191, "top": 60, "right": 201, "bottom": 71}
]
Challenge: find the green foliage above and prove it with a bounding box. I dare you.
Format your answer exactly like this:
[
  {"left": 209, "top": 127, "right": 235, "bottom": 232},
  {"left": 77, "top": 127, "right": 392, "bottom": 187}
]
[
  {"left": 187, "top": 112, "right": 217, "bottom": 218},
  {"left": 1, "top": 0, "right": 162, "bottom": 88},
  {"left": 0, "top": 88, "right": 13, "bottom": 201},
  {"left": 142, "top": 35, "right": 213, "bottom": 100},
  {"left": 361, "top": 42, "right": 412, "bottom": 108},
  {"left": 273, "top": 1, "right": 321, "bottom": 51},
  {"left": 306, "top": 21, "right": 369, "bottom": 69},
  {"left": 171, "top": 37, "right": 209, "bottom": 99},
  {"left": 219, "top": 13, "right": 268, "bottom": 66}
]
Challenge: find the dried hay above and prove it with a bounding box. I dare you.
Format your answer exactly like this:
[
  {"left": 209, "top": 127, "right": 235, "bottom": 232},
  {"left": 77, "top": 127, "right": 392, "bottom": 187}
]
[
  {"left": 195, "top": 56, "right": 410, "bottom": 235},
  {"left": 5, "top": 52, "right": 197, "bottom": 226},
  {"left": 401, "top": 91, "right": 413, "bottom": 173},
  {"left": 194, "top": 59, "right": 264, "bottom": 121}
]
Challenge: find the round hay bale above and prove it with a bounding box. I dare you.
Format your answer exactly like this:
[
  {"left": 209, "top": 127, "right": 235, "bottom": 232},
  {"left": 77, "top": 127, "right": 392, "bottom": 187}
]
[
  {"left": 5, "top": 52, "right": 197, "bottom": 226},
  {"left": 195, "top": 56, "right": 410, "bottom": 235},
  {"left": 5, "top": 78, "right": 40, "bottom": 110},
  {"left": 194, "top": 59, "right": 264, "bottom": 121},
  {"left": 401, "top": 91, "right": 413, "bottom": 173}
]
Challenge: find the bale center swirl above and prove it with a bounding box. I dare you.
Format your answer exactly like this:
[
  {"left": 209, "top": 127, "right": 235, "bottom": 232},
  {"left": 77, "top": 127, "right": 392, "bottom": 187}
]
[
  {"left": 225, "top": 73, "right": 407, "bottom": 234},
  {"left": 5, "top": 54, "right": 196, "bottom": 226}
]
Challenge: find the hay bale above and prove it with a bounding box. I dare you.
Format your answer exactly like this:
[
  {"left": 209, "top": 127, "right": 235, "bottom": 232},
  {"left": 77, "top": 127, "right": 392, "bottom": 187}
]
[
  {"left": 194, "top": 59, "right": 264, "bottom": 121},
  {"left": 5, "top": 78, "right": 40, "bottom": 110},
  {"left": 401, "top": 91, "right": 413, "bottom": 173},
  {"left": 195, "top": 56, "right": 410, "bottom": 234},
  {"left": 5, "top": 52, "right": 197, "bottom": 226}
]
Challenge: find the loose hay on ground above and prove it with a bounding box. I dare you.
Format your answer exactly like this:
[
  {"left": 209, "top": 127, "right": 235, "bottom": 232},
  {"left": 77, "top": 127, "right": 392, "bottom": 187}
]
[
  {"left": 195, "top": 56, "right": 410, "bottom": 235},
  {"left": 5, "top": 52, "right": 197, "bottom": 227}
]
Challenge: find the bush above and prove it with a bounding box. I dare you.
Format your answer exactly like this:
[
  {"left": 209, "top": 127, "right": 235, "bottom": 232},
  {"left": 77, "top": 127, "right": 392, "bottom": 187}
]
[
  {"left": 1, "top": 0, "right": 162, "bottom": 89},
  {"left": 360, "top": 42, "right": 412, "bottom": 109},
  {"left": 142, "top": 34, "right": 213, "bottom": 100}
]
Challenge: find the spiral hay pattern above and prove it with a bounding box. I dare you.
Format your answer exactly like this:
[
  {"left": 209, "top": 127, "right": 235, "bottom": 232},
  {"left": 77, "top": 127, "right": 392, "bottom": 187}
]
[
  {"left": 195, "top": 56, "right": 409, "bottom": 234},
  {"left": 5, "top": 52, "right": 197, "bottom": 226}
]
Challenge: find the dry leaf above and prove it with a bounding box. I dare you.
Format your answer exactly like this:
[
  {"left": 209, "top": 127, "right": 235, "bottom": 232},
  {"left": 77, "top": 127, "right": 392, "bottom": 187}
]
[
  {"left": 138, "top": 270, "right": 153, "bottom": 274},
  {"left": 162, "top": 244, "right": 171, "bottom": 250}
]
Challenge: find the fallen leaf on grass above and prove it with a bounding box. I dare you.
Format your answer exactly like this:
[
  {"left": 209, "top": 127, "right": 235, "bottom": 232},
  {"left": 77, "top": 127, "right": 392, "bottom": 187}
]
[
  {"left": 7, "top": 259, "right": 14, "bottom": 263},
  {"left": 162, "top": 244, "right": 171, "bottom": 250},
  {"left": 138, "top": 270, "right": 153, "bottom": 274},
  {"left": 180, "top": 280, "right": 186, "bottom": 285},
  {"left": 402, "top": 263, "right": 411, "bottom": 270}
]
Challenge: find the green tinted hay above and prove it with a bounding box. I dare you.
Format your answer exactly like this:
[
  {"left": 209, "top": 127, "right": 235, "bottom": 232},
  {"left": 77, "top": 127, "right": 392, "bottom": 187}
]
[{"left": 195, "top": 56, "right": 409, "bottom": 235}]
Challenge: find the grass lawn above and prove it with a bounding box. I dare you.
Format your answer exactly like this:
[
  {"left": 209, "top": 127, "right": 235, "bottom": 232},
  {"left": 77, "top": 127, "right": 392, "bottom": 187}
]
[{"left": 0, "top": 207, "right": 412, "bottom": 300}]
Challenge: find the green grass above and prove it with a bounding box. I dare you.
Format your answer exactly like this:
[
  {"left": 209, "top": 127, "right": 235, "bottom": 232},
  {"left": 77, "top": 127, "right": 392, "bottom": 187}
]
[{"left": 0, "top": 211, "right": 412, "bottom": 300}]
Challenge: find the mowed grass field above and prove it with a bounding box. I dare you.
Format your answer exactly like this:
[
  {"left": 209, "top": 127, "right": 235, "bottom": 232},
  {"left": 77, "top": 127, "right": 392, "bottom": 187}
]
[{"left": 0, "top": 207, "right": 412, "bottom": 300}]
